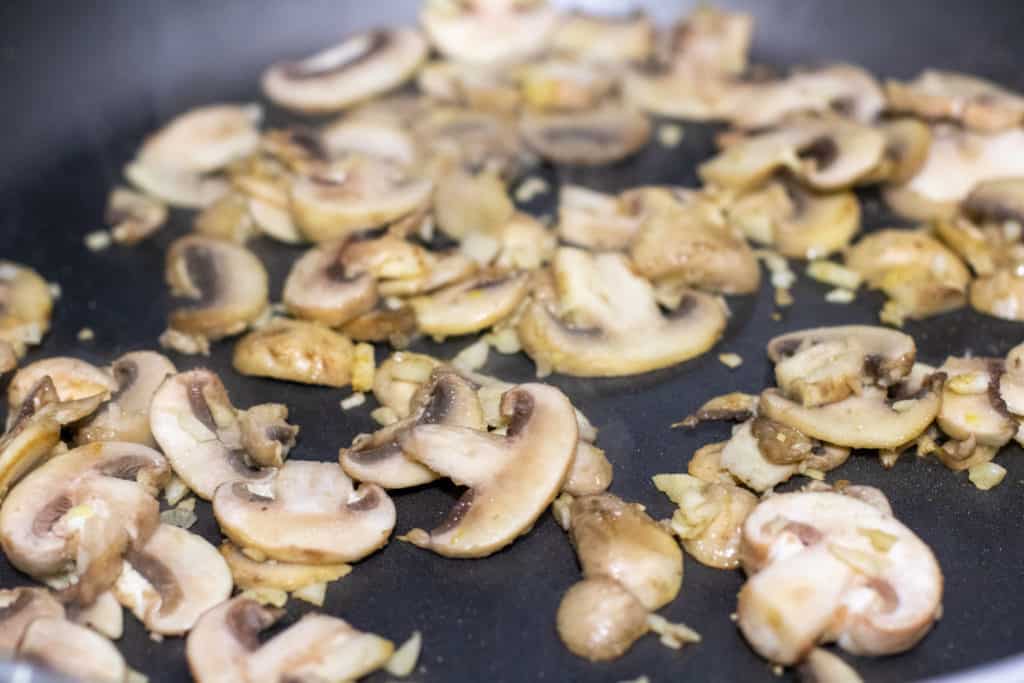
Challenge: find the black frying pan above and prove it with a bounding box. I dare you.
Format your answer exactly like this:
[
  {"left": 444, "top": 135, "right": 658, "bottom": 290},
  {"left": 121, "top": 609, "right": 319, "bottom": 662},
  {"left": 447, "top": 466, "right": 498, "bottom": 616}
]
[{"left": 2, "top": 1, "right": 1024, "bottom": 681}]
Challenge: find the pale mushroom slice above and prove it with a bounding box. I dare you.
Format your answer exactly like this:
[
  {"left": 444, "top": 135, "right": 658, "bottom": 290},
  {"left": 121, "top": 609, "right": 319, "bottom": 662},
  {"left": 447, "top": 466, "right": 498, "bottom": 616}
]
[
  {"left": 556, "top": 576, "right": 649, "bottom": 662},
  {"left": 165, "top": 235, "right": 269, "bottom": 340},
  {"left": 186, "top": 597, "right": 281, "bottom": 682},
  {"left": 341, "top": 367, "right": 485, "bottom": 489},
  {"left": 193, "top": 193, "right": 258, "bottom": 243},
  {"left": 420, "top": 0, "right": 557, "bottom": 65},
  {"left": 569, "top": 493, "right": 683, "bottom": 610},
  {"left": 149, "top": 369, "right": 276, "bottom": 500},
  {"left": 520, "top": 107, "right": 652, "bottom": 166},
  {"left": 886, "top": 70, "right": 1024, "bottom": 132},
  {"left": 0, "top": 587, "right": 64, "bottom": 654},
  {"left": 862, "top": 118, "right": 933, "bottom": 185},
  {"left": 517, "top": 248, "right": 726, "bottom": 377},
  {"left": 8, "top": 357, "right": 116, "bottom": 416},
  {"left": 563, "top": 442, "right": 613, "bottom": 497},
  {"left": 413, "top": 105, "right": 530, "bottom": 179},
  {"left": 417, "top": 60, "right": 521, "bottom": 113},
  {"left": 17, "top": 617, "right": 126, "bottom": 683},
  {"left": 0, "top": 260, "right": 53, "bottom": 360},
  {"left": 515, "top": 59, "right": 616, "bottom": 112},
  {"left": 135, "top": 104, "right": 262, "bottom": 175},
  {"left": 125, "top": 161, "right": 230, "bottom": 209},
  {"left": 105, "top": 186, "right": 168, "bottom": 245},
  {"left": 237, "top": 404, "right": 298, "bottom": 469},
  {"left": 76, "top": 351, "right": 176, "bottom": 447},
  {"left": 936, "top": 357, "right": 1015, "bottom": 449},
  {"left": 220, "top": 541, "right": 352, "bottom": 592},
  {"left": 433, "top": 168, "right": 516, "bottom": 240},
  {"left": 372, "top": 352, "right": 443, "bottom": 418},
  {"left": 262, "top": 28, "right": 427, "bottom": 114},
  {"left": 283, "top": 239, "right": 380, "bottom": 327},
  {"left": 556, "top": 185, "right": 644, "bottom": 251},
  {"left": 666, "top": 5, "right": 754, "bottom": 76},
  {"left": 411, "top": 270, "right": 529, "bottom": 339},
  {"left": 233, "top": 318, "right": 356, "bottom": 387},
  {"left": 970, "top": 268, "right": 1024, "bottom": 320},
  {"left": 775, "top": 338, "right": 866, "bottom": 408},
  {"left": 112, "top": 523, "right": 231, "bottom": 636},
  {"left": 738, "top": 491, "right": 943, "bottom": 664},
  {"left": 400, "top": 383, "right": 578, "bottom": 558},
  {"left": 0, "top": 441, "right": 169, "bottom": 605},
  {"left": 69, "top": 590, "right": 122, "bottom": 640},
  {"left": 551, "top": 10, "right": 654, "bottom": 65},
  {"left": 213, "top": 460, "right": 396, "bottom": 564},
  {"left": 321, "top": 116, "right": 419, "bottom": 166}
]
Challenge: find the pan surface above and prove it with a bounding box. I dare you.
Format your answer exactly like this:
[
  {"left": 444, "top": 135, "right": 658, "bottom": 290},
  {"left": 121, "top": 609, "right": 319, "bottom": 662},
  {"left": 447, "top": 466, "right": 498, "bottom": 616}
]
[{"left": 2, "top": 1, "right": 1024, "bottom": 681}]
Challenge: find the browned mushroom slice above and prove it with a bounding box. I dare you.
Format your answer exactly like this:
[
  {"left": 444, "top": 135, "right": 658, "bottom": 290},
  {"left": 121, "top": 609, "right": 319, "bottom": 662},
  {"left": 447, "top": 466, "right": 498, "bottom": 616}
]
[
  {"left": 165, "top": 235, "right": 269, "bottom": 340},
  {"left": 135, "top": 105, "right": 261, "bottom": 175},
  {"left": 237, "top": 404, "right": 298, "bottom": 469},
  {"left": 106, "top": 186, "right": 168, "bottom": 245},
  {"left": 556, "top": 185, "right": 644, "bottom": 250},
  {"left": 262, "top": 29, "right": 427, "bottom": 114},
  {"left": 411, "top": 270, "right": 529, "bottom": 339},
  {"left": 768, "top": 325, "right": 916, "bottom": 388},
  {"left": 520, "top": 107, "right": 651, "bottom": 166},
  {"left": 738, "top": 491, "right": 943, "bottom": 664},
  {"left": 283, "top": 239, "right": 379, "bottom": 328},
  {"left": 76, "top": 351, "right": 176, "bottom": 447},
  {"left": 0, "top": 441, "right": 169, "bottom": 605},
  {"left": 400, "top": 383, "right": 577, "bottom": 558},
  {"left": 233, "top": 319, "right": 356, "bottom": 387},
  {"left": 862, "top": 118, "right": 933, "bottom": 184},
  {"left": 8, "top": 357, "right": 116, "bottom": 415},
  {"left": 420, "top": 0, "right": 557, "bottom": 65},
  {"left": 0, "top": 588, "right": 64, "bottom": 653},
  {"left": 341, "top": 367, "right": 485, "bottom": 489},
  {"left": 936, "top": 357, "right": 1015, "bottom": 448},
  {"left": 556, "top": 577, "right": 650, "bottom": 662},
  {"left": 220, "top": 541, "right": 351, "bottom": 592},
  {"left": 17, "top": 617, "right": 126, "bottom": 683},
  {"left": 551, "top": 10, "right": 654, "bottom": 64},
  {"left": 517, "top": 248, "right": 726, "bottom": 377},
  {"left": 886, "top": 70, "right": 1024, "bottom": 132},
  {"left": 0, "top": 261, "right": 52, "bottom": 361}
]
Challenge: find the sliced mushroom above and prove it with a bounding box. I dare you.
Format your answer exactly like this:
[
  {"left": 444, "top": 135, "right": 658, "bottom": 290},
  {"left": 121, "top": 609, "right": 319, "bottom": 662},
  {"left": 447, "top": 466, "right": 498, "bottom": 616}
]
[
  {"left": 936, "top": 357, "right": 1015, "bottom": 448},
  {"left": 237, "top": 404, "right": 298, "bottom": 469},
  {"left": 220, "top": 541, "right": 351, "bottom": 592},
  {"left": 322, "top": 116, "right": 419, "bottom": 166},
  {"left": 970, "top": 268, "right": 1024, "bottom": 320},
  {"left": 774, "top": 338, "right": 865, "bottom": 407},
  {"left": 214, "top": 460, "right": 395, "bottom": 563},
  {"left": 768, "top": 325, "right": 916, "bottom": 388},
  {"left": 76, "top": 351, "right": 176, "bottom": 447},
  {"left": 372, "top": 352, "right": 443, "bottom": 418},
  {"left": 517, "top": 248, "right": 726, "bottom": 376},
  {"left": 125, "top": 161, "right": 230, "bottom": 209},
  {"left": 676, "top": 392, "right": 758, "bottom": 428},
  {"left": 283, "top": 239, "right": 380, "bottom": 327},
  {"left": 8, "top": 357, "right": 116, "bottom": 416},
  {"left": 0, "top": 260, "right": 52, "bottom": 360},
  {"left": 0, "top": 587, "right": 64, "bottom": 653},
  {"left": 515, "top": 59, "right": 615, "bottom": 112},
  {"left": 799, "top": 648, "right": 865, "bottom": 683},
  {"left": 69, "top": 590, "right": 123, "bottom": 640},
  {"left": 556, "top": 185, "right": 644, "bottom": 251},
  {"left": 136, "top": 104, "right": 261, "bottom": 175},
  {"left": 1001, "top": 343, "right": 1024, "bottom": 417},
  {"left": 563, "top": 442, "right": 613, "bottom": 497},
  {"left": 341, "top": 304, "right": 419, "bottom": 346},
  {"left": 556, "top": 577, "right": 649, "bottom": 662},
  {"left": 862, "top": 118, "right": 933, "bottom": 184},
  {"left": 520, "top": 107, "right": 651, "bottom": 166},
  {"left": 411, "top": 270, "right": 529, "bottom": 339},
  {"left": 551, "top": 10, "right": 654, "bottom": 64},
  {"left": 165, "top": 235, "right": 269, "bottom": 340},
  {"left": 420, "top": 0, "right": 557, "bottom": 65},
  {"left": 738, "top": 491, "right": 943, "bottom": 664},
  {"left": 400, "top": 383, "right": 577, "bottom": 558},
  {"left": 417, "top": 60, "right": 521, "bottom": 113},
  {"left": 233, "top": 318, "right": 356, "bottom": 387},
  {"left": 433, "top": 168, "right": 515, "bottom": 240},
  {"left": 886, "top": 70, "right": 1024, "bottom": 132},
  {"left": 17, "top": 617, "right": 126, "bottom": 683},
  {"left": 341, "top": 367, "right": 485, "bottom": 489},
  {"left": 720, "top": 421, "right": 800, "bottom": 492},
  {"left": 106, "top": 186, "right": 168, "bottom": 245},
  {"left": 262, "top": 28, "right": 427, "bottom": 114},
  {"left": 0, "top": 441, "right": 169, "bottom": 605},
  {"left": 667, "top": 6, "right": 754, "bottom": 76},
  {"left": 149, "top": 369, "right": 275, "bottom": 500},
  {"left": 186, "top": 596, "right": 280, "bottom": 682}
]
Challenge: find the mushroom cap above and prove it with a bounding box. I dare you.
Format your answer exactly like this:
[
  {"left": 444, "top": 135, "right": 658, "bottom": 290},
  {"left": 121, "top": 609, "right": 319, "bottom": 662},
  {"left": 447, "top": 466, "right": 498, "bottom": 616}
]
[
  {"left": 399, "top": 383, "right": 578, "bottom": 558},
  {"left": 17, "top": 616, "right": 126, "bottom": 683},
  {"left": 0, "top": 260, "right": 53, "bottom": 357},
  {"left": 213, "top": 460, "right": 396, "bottom": 564},
  {"left": 149, "top": 368, "right": 274, "bottom": 500},
  {"left": 165, "top": 235, "right": 269, "bottom": 339},
  {"left": 886, "top": 69, "right": 1024, "bottom": 132},
  {"left": 768, "top": 325, "right": 916, "bottom": 387},
  {"left": 517, "top": 248, "right": 726, "bottom": 377},
  {"left": 420, "top": 0, "right": 558, "bottom": 65},
  {"left": 233, "top": 318, "right": 356, "bottom": 387},
  {"left": 8, "top": 357, "right": 116, "bottom": 415},
  {"left": 283, "top": 239, "right": 380, "bottom": 328},
  {"left": 556, "top": 577, "right": 649, "bottom": 662},
  {"left": 551, "top": 11, "right": 654, "bottom": 65},
  {"left": 113, "top": 523, "right": 231, "bottom": 636},
  {"left": 520, "top": 107, "right": 652, "bottom": 167},
  {"left": 262, "top": 29, "right": 427, "bottom": 114},
  {"left": 936, "top": 357, "right": 1015, "bottom": 447},
  {"left": 569, "top": 493, "right": 683, "bottom": 610},
  {"left": 411, "top": 270, "right": 529, "bottom": 338},
  {"left": 220, "top": 541, "right": 352, "bottom": 592},
  {"left": 136, "top": 104, "right": 261, "bottom": 174},
  {"left": 738, "top": 491, "right": 942, "bottom": 663},
  {"left": 0, "top": 587, "right": 64, "bottom": 654}
]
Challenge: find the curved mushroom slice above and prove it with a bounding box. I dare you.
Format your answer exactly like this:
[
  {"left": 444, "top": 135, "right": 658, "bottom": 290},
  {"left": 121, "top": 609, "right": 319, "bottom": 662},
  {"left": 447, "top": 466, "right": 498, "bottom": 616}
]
[
  {"left": 113, "top": 523, "right": 231, "bottom": 636},
  {"left": 569, "top": 493, "right": 683, "bottom": 610},
  {"left": 563, "top": 442, "right": 613, "bottom": 497},
  {"left": 0, "top": 587, "right": 64, "bottom": 653},
  {"left": 238, "top": 404, "right": 298, "bottom": 469},
  {"left": 551, "top": 11, "right": 654, "bottom": 64},
  {"left": 400, "top": 383, "right": 578, "bottom": 558},
  {"left": 420, "top": 0, "right": 557, "bottom": 65},
  {"left": 556, "top": 185, "right": 644, "bottom": 251},
  {"left": 517, "top": 248, "right": 726, "bottom": 377},
  {"left": 262, "top": 28, "right": 427, "bottom": 114},
  {"left": 372, "top": 352, "right": 442, "bottom": 418},
  {"left": 149, "top": 369, "right": 275, "bottom": 500},
  {"left": 863, "top": 118, "right": 933, "bottom": 185},
  {"left": 284, "top": 239, "right": 379, "bottom": 327},
  {"left": 322, "top": 117, "right": 419, "bottom": 166},
  {"left": 970, "top": 268, "right": 1024, "bottom": 320},
  {"left": 165, "top": 235, "right": 269, "bottom": 340},
  {"left": 520, "top": 107, "right": 651, "bottom": 166},
  {"left": 411, "top": 270, "right": 529, "bottom": 339},
  {"left": 0, "top": 260, "right": 53, "bottom": 361},
  {"left": 341, "top": 367, "right": 485, "bottom": 489},
  {"left": 515, "top": 59, "right": 616, "bottom": 112},
  {"left": 886, "top": 70, "right": 1024, "bottom": 132},
  {"left": 738, "top": 491, "right": 943, "bottom": 664},
  {"left": 76, "top": 351, "right": 176, "bottom": 447},
  {"left": 8, "top": 357, "right": 116, "bottom": 414},
  {"left": 290, "top": 156, "right": 433, "bottom": 243},
  {"left": 17, "top": 617, "right": 126, "bottom": 683},
  {"left": 233, "top": 318, "right": 356, "bottom": 387},
  {"left": 341, "top": 305, "right": 419, "bottom": 346},
  {"left": 556, "top": 577, "right": 649, "bottom": 662},
  {"left": 0, "top": 442, "right": 169, "bottom": 604},
  {"left": 936, "top": 357, "right": 1015, "bottom": 448},
  {"left": 667, "top": 6, "right": 753, "bottom": 76},
  {"left": 187, "top": 597, "right": 281, "bottom": 682},
  {"left": 136, "top": 104, "right": 261, "bottom": 175},
  {"left": 106, "top": 186, "right": 168, "bottom": 245},
  {"left": 220, "top": 542, "right": 351, "bottom": 592},
  {"left": 214, "top": 460, "right": 396, "bottom": 564}
]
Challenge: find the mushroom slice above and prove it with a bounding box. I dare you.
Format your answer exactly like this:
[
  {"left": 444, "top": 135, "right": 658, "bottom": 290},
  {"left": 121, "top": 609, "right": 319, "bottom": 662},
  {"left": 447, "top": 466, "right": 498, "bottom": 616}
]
[
  {"left": 165, "top": 235, "right": 269, "bottom": 340},
  {"left": 420, "top": 0, "right": 557, "bottom": 65},
  {"left": 70, "top": 590, "right": 122, "bottom": 639},
  {"left": 563, "top": 442, "right": 613, "bottom": 497},
  {"left": 0, "top": 261, "right": 52, "bottom": 361},
  {"left": 863, "top": 118, "right": 933, "bottom": 184},
  {"left": 237, "top": 404, "right": 298, "bottom": 469},
  {"left": 936, "top": 357, "right": 1015, "bottom": 448},
  {"left": 290, "top": 156, "right": 433, "bottom": 243},
  {"left": 186, "top": 597, "right": 281, "bottom": 682},
  {"left": 136, "top": 104, "right": 261, "bottom": 174},
  {"left": 434, "top": 169, "right": 516, "bottom": 240},
  {"left": 322, "top": 117, "right": 419, "bottom": 166},
  {"left": 125, "top": 161, "right": 229, "bottom": 209},
  {"left": 517, "top": 248, "right": 726, "bottom": 377},
  {"left": 667, "top": 6, "right": 754, "bottom": 76},
  {"left": 676, "top": 392, "right": 758, "bottom": 428},
  {"left": 886, "top": 70, "right": 1024, "bottom": 132},
  {"left": 773, "top": 337, "right": 866, "bottom": 407},
  {"left": 341, "top": 367, "right": 485, "bottom": 489},
  {"left": 341, "top": 305, "right": 419, "bottom": 346},
  {"left": 738, "top": 491, "right": 943, "bottom": 664},
  {"left": 233, "top": 318, "right": 356, "bottom": 387},
  {"left": 284, "top": 239, "right": 380, "bottom": 327},
  {"left": 569, "top": 493, "right": 683, "bottom": 609},
  {"left": 149, "top": 369, "right": 275, "bottom": 500},
  {"left": 556, "top": 577, "right": 649, "bottom": 662},
  {"left": 262, "top": 28, "right": 427, "bottom": 114},
  {"left": 106, "top": 186, "right": 168, "bottom": 245},
  {"left": 551, "top": 11, "right": 654, "bottom": 64},
  {"left": 8, "top": 357, "right": 116, "bottom": 414},
  {"left": 759, "top": 374, "right": 943, "bottom": 449},
  {"left": 372, "top": 352, "right": 443, "bottom": 418},
  {"left": 0, "top": 442, "right": 169, "bottom": 604},
  {"left": 76, "top": 351, "right": 176, "bottom": 447},
  {"left": 720, "top": 421, "right": 800, "bottom": 492},
  {"left": 963, "top": 177, "right": 1024, "bottom": 226},
  {"left": 400, "top": 383, "right": 577, "bottom": 558},
  {"left": 769, "top": 326, "right": 916, "bottom": 387},
  {"left": 220, "top": 542, "right": 351, "bottom": 592},
  {"left": 213, "top": 460, "right": 395, "bottom": 563},
  {"left": 17, "top": 617, "right": 126, "bottom": 683},
  {"left": 194, "top": 193, "right": 257, "bottom": 243},
  {"left": 411, "top": 270, "right": 529, "bottom": 339},
  {"left": 556, "top": 185, "right": 644, "bottom": 251},
  {"left": 0, "top": 587, "right": 64, "bottom": 653},
  {"left": 970, "top": 268, "right": 1024, "bottom": 320},
  {"left": 515, "top": 59, "right": 616, "bottom": 112},
  {"left": 417, "top": 60, "right": 521, "bottom": 113},
  {"left": 520, "top": 107, "right": 651, "bottom": 166}
]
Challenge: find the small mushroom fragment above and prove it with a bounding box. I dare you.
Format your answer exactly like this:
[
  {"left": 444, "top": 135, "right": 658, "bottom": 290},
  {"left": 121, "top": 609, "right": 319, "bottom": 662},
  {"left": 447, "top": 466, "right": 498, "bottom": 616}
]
[
  {"left": 563, "top": 442, "right": 613, "bottom": 497},
  {"left": 737, "top": 491, "right": 943, "bottom": 664},
  {"left": 1001, "top": 342, "right": 1024, "bottom": 418},
  {"left": 8, "top": 357, "right": 116, "bottom": 416},
  {"left": 400, "top": 383, "right": 577, "bottom": 558},
  {"left": 220, "top": 541, "right": 351, "bottom": 592},
  {"left": 0, "top": 260, "right": 52, "bottom": 362},
  {"left": 165, "top": 235, "right": 269, "bottom": 340},
  {"left": 214, "top": 460, "right": 396, "bottom": 563},
  {"left": 149, "top": 369, "right": 277, "bottom": 500},
  {"left": 518, "top": 248, "right": 726, "bottom": 377},
  {"left": 284, "top": 239, "right": 380, "bottom": 328},
  {"left": 420, "top": 0, "right": 557, "bottom": 65},
  {"left": 76, "top": 351, "right": 177, "bottom": 447},
  {"left": 799, "top": 648, "right": 865, "bottom": 683},
  {"left": 17, "top": 617, "right": 126, "bottom": 683},
  {"left": 768, "top": 325, "right": 917, "bottom": 388},
  {"left": 0, "top": 587, "right": 64, "bottom": 653},
  {"left": 675, "top": 392, "right": 758, "bottom": 428},
  {"left": 886, "top": 70, "right": 1024, "bottom": 132},
  {"left": 936, "top": 357, "right": 1015, "bottom": 451},
  {"left": 520, "top": 107, "right": 651, "bottom": 166},
  {"left": 237, "top": 404, "right": 298, "bottom": 469},
  {"left": 551, "top": 11, "right": 654, "bottom": 64},
  {"left": 411, "top": 270, "right": 529, "bottom": 339},
  {"left": 233, "top": 318, "right": 356, "bottom": 387},
  {"left": 106, "top": 186, "right": 168, "bottom": 245},
  {"left": 720, "top": 421, "right": 801, "bottom": 492},
  {"left": 556, "top": 185, "right": 644, "bottom": 251},
  {"left": 556, "top": 576, "right": 650, "bottom": 662},
  {"left": 135, "top": 105, "right": 261, "bottom": 175},
  {"left": 113, "top": 523, "right": 231, "bottom": 635}
]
